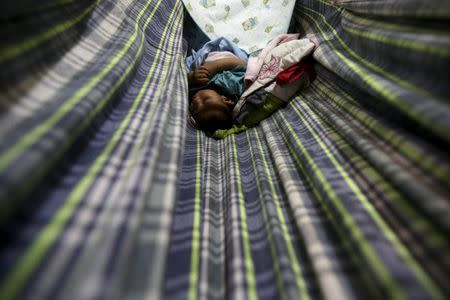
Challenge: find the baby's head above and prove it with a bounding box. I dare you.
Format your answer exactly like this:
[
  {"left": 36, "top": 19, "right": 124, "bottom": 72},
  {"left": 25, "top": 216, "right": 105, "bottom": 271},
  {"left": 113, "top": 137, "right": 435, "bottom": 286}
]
[{"left": 189, "top": 89, "right": 235, "bottom": 132}]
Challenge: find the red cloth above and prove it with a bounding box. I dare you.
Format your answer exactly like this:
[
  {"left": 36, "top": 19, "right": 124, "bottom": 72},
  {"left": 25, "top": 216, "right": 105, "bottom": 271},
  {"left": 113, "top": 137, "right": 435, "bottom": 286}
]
[{"left": 275, "top": 58, "right": 316, "bottom": 85}]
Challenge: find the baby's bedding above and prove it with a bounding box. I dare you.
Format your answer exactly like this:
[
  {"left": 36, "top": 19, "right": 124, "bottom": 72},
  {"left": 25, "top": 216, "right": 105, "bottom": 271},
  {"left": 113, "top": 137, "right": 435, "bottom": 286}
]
[
  {"left": 181, "top": 0, "right": 296, "bottom": 53},
  {"left": 244, "top": 33, "right": 300, "bottom": 85},
  {"left": 187, "top": 36, "right": 315, "bottom": 138},
  {"left": 214, "top": 68, "right": 312, "bottom": 139},
  {"left": 212, "top": 37, "right": 316, "bottom": 138},
  {"left": 235, "top": 38, "right": 316, "bottom": 109}
]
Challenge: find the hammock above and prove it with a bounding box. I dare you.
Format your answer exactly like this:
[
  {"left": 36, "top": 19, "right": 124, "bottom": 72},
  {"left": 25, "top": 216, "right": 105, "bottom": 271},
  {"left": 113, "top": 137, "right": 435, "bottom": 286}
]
[{"left": 0, "top": 0, "right": 449, "bottom": 299}]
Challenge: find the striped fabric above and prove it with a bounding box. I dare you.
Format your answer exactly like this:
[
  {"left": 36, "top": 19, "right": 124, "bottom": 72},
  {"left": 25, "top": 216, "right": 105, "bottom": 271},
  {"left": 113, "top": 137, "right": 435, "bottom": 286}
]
[
  {"left": 0, "top": 0, "right": 187, "bottom": 299},
  {"left": 0, "top": 1, "right": 449, "bottom": 300},
  {"left": 167, "top": 1, "right": 450, "bottom": 300}
]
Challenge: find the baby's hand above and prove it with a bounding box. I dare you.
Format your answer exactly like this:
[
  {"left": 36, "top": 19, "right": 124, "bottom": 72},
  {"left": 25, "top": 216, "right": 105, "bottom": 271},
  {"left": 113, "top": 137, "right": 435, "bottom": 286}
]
[{"left": 190, "top": 66, "right": 210, "bottom": 86}]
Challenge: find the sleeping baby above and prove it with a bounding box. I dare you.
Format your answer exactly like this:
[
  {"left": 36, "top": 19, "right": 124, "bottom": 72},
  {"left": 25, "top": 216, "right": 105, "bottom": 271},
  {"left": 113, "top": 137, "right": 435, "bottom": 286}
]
[
  {"left": 188, "top": 53, "right": 246, "bottom": 133},
  {"left": 187, "top": 36, "right": 316, "bottom": 137}
]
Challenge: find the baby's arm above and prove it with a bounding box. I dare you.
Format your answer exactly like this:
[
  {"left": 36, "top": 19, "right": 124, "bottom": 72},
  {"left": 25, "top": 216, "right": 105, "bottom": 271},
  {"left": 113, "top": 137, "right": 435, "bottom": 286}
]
[
  {"left": 202, "top": 56, "right": 246, "bottom": 76},
  {"left": 188, "top": 57, "right": 246, "bottom": 86}
]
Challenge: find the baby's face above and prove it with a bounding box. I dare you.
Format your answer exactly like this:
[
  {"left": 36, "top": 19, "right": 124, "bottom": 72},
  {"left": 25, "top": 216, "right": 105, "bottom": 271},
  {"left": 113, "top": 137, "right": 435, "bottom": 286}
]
[{"left": 191, "top": 89, "right": 235, "bottom": 131}]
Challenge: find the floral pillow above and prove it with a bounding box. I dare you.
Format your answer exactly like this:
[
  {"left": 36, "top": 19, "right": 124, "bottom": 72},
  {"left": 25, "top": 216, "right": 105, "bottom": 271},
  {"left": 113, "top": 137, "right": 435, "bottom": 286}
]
[{"left": 182, "top": 0, "right": 296, "bottom": 53}]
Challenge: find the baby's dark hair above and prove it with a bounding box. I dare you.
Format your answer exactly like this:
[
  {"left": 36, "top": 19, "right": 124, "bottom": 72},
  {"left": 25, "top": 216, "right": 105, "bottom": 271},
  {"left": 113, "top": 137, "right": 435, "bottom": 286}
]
[{"left": 189, "top": 100, "right": 233, "bottom": 133}]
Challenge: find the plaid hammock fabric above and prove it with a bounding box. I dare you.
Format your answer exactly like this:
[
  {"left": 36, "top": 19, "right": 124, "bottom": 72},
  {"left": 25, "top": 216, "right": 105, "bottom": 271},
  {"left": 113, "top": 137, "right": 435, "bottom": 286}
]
[{"left": 0, "top": 0, "right": 449, "bottom": 299}]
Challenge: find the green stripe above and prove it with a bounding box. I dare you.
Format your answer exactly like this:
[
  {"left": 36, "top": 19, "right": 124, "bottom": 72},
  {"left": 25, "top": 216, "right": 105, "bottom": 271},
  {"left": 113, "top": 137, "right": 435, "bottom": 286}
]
[
  {"left": 300, "top": 5, "right": 444, "bottom": 102},
  {"left": 0, "top": 48, "right": 142, "bottom": 222},
  {"left": 315, "top": 0, "right": 450, "bottom": 17},
  {"left": 0, "top": 0, "right": 152, "bottom": 173},
  {"left": 297, "top": 100, "right": 445, "bottom": 299},
  {"left": 0, "top": 0, "right": 98, "bottom": 63},
  {"left": 0, "top": 1, "right": 173, "bottom": 299},
  {"left": 317, "top": 99, "right": 449, "bottom": 297},
  {"left": 246, "top": 130, "right": 286, "bottom": 300},
  {"left": 315, "top": 0, "right": 341, "bottom": 10},
  {"left": 314, "top": 78, "right": 450, "bottom": 187},
  {"left": 1, "top": 0, "right": 182, "bottom": 221},
  {"left": 188, "top": 130, "right": 202, "bottom": 300},
  {"left": 275, "top": 110, "right": 405, "bottom": 299},
  {"left": 55, "top": 0, "right": 76, "bottom": 5},
  {"left": 343, "top": 10, "right": 450, "bottom": 38},
  {"left": 337, "top": 5, "right": 450, "bottom": 18},
  {"left": 272, "top": 114, "right": 382, "bottom": 298},
  {"left": 253, "top": 129, "right": 309, "bottom": 300},
  {"left": 299, "top": 6, "right": 449, "bottom": 143},
  {"left": 0, "top": 3, "right": 149, "bottom": 222},
  {"left": 231, "top": 135, "right": 258, "bottom": 300},
  {"left": 342, "top": 18, "right": 450, "bottom": 57}
]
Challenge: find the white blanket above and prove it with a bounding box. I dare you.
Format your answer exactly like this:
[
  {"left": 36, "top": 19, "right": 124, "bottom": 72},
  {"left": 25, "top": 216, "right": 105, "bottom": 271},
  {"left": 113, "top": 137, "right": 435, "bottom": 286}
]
[{"left": 182, "top": 0, "right": 296, "bottom": 53}]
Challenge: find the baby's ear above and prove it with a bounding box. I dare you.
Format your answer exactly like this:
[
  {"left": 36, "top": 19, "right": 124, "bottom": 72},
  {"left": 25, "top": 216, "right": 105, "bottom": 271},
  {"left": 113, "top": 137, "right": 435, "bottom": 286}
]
[{"left": 222, "top": 96, "right": 235, "bottom": 106}]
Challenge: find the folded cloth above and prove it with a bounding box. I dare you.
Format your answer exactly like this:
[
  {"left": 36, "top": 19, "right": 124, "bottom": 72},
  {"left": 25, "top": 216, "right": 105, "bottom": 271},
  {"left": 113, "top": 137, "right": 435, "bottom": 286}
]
[
  {"left": 276, "top": 58, "right": 316, "bottom": 85},
  {"left": 244, "top": 33, "right": 299, "bottom": 87},
  {"left": 185, "top": 37, "right": 248, "bottom": 71},
  {"left": 265, "top": 72, "right": 311, "bottom": 102},
  {"left": 232, "top": 66, "right": 314, "bottom": 130},
  {"left": 233, "top": 38, "right": 316, "bottom": 117},
  {"left": 234, "top": 89, "right": 267, "bottom": 124},
  {"left": 214, "top": 93, "right": 286, "bottom": 139}
]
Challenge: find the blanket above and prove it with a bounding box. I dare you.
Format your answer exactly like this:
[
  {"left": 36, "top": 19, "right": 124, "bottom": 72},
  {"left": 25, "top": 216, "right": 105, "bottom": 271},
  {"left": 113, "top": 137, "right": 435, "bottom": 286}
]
[{"left": 214, "top": 37, "right": 316, "bottom": 138}]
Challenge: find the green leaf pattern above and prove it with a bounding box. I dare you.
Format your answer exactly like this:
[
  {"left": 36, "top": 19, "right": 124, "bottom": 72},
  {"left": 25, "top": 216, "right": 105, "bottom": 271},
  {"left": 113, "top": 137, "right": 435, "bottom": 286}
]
[
  {"left": 199, "top": 0, "right": 216, "bottom": 8},
  {"left": 224, "top": 5, "right": 230, "bottom": 21},
  {"left": 204, "top": 23, "right": 214, "bottom": 33}
]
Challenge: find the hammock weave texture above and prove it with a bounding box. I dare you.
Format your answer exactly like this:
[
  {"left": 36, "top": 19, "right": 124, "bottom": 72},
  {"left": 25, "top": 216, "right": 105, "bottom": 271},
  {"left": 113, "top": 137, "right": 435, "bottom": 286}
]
[{"left": 0, "top": 0, "right": 449, "bottom": 299}]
